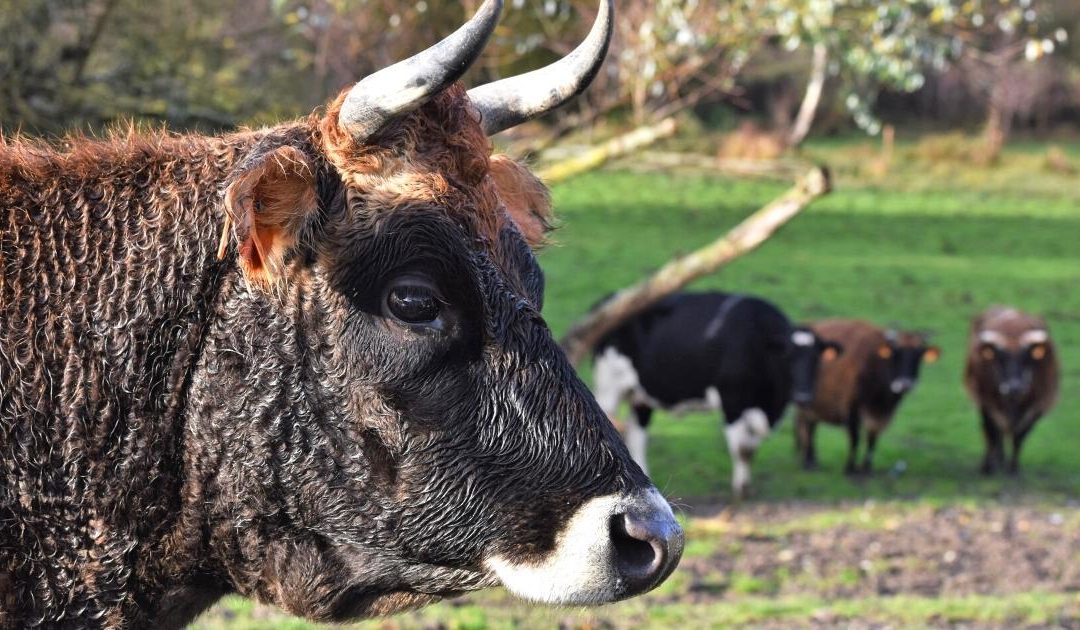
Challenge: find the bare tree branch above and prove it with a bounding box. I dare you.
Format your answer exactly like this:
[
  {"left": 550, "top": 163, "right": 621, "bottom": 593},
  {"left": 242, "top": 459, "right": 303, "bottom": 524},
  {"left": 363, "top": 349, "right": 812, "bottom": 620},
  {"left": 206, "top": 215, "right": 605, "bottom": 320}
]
[
  {"left": 537, "top": 117, "right": 678, "bottom": 184},
  {"left": 787, "top": 42, "right": 828, "bottom": 147}
]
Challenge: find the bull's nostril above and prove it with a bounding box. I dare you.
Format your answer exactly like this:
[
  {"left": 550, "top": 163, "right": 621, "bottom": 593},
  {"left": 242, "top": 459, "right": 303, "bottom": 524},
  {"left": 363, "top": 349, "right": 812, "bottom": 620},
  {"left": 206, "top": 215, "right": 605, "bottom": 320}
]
[
  {"left": 610, "top": 514, "right": 659, "bottom": 579},
  {"left": 605, "top": 492, "right": 684, "bottom": 599}
]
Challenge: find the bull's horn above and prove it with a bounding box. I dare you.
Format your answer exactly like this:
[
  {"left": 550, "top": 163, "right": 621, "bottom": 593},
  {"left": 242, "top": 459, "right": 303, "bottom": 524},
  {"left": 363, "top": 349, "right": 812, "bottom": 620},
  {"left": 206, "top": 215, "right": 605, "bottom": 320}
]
[
  {"left": 338, "top": 0, "right": 502, "bottom": 140},
  {"left": 469, "top": 0, "right": 613, "bottom": 136}
]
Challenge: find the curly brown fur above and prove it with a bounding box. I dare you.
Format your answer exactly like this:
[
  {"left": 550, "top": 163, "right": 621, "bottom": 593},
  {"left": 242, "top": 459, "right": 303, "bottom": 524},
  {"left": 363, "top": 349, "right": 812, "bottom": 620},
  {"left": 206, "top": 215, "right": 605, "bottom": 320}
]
[{"left": 0, "top": 85, "right": 647, "bottom": 628}]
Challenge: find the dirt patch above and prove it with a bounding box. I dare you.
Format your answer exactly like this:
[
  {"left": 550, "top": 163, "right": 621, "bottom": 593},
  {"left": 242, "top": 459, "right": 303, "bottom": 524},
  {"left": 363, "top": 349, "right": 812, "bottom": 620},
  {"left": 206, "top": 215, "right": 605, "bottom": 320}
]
[{"left": 680, "top": 500, "right": 1080, "bottom": 602}]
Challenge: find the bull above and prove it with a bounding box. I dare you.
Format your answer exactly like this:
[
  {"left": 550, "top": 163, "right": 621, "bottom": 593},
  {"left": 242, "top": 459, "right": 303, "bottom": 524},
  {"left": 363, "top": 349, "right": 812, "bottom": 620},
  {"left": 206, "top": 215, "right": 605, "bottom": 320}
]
[
  {"left": 795, "top": 319, "right": 939, "bottom": 475},
  {"left": 0, "top": 1, "right": 683, "bottom": 626},
  {"left": 964, "top": 306, "right": 1060, "bottom": 475}
]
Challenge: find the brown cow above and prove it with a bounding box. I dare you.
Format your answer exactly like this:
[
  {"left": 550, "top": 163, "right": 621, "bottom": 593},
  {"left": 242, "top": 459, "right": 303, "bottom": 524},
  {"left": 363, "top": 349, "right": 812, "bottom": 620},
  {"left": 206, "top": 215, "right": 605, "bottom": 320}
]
[
  {"left": 964, "top": 306, "right": 1060, "bottom": 475},
  {"left": 795, "top": 319, "right": 939, "bottom": 474},
  {"left": 1, "top": 2, "right": 685, "bottom": 627}
]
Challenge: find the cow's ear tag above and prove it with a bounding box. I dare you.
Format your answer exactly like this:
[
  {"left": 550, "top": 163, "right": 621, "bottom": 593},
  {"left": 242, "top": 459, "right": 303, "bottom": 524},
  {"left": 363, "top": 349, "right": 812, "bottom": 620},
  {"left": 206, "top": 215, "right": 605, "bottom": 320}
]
[
  {"left": 877, "top": 344, "right": 893, "bottom": 360},
  {"left": 1031, "top": 344, "right": 1047, "bottom": 361},
  {"left": 222, "top": 146, "right": 318, "bottom": 288},
  {"left": 924, "top": 346, "right": 941, "bottom": 363},
  {"left": 822, "top": 346, "right": 838, "bottom": 362}
]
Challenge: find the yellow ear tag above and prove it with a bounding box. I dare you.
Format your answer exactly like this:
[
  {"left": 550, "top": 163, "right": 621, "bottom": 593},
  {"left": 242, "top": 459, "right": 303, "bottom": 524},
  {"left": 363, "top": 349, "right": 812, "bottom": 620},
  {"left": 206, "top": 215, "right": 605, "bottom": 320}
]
[
  {"left": 1031, "top": 344, "right": 1047, "bottom": 360},
  {"left": 924, "top": 347, "right": 940, "bottom": 363},
  {"left": 877, "top": 344, "right": 893, "bottom": 360},
  {"left": 822, "top": 347, "right": 838, "bottom": 362}
]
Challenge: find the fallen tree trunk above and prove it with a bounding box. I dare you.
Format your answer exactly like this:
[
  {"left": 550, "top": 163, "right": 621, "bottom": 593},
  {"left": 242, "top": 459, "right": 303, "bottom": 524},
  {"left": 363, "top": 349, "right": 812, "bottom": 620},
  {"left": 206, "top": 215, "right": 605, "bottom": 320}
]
[
  {"left": 537, "top": 117, "right": 678, "bottom": 184},
  {"left": 560, "top": 166, "right": 832, "bottom": 367}
]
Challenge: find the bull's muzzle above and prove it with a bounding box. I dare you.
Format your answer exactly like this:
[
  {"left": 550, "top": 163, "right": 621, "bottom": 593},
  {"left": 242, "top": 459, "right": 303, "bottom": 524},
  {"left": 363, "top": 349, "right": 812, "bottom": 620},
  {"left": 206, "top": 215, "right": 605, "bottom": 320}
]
[{"left": 484, "top": 488, "right": 683, "bottom": 604}]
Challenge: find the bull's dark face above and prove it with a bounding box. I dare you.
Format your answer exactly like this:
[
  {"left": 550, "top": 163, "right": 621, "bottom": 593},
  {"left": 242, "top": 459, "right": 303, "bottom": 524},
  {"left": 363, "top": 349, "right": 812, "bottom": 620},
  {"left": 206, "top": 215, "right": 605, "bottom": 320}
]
[
  {"left": 977, "top": 335, "right": 1049, "bottom": 402},
  {"left": 876, "top": 333, "right": 940, "bottom": 395},
  {"left": 787, "top": 327, "right": 842, "bottom": 405},
  {"left": 211, "top": 95, "right": 682, "bottom": 620}
]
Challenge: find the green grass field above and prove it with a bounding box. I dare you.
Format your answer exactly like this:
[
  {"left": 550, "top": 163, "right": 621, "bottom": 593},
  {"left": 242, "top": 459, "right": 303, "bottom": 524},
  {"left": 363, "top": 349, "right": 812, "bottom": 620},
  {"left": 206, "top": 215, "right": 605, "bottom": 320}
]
[
  {"left": 543, "top": 163, "right": 1080, "bottom": 503},
  {"left": 193, "top": 141, "right": 1080, "bottom": 628}
]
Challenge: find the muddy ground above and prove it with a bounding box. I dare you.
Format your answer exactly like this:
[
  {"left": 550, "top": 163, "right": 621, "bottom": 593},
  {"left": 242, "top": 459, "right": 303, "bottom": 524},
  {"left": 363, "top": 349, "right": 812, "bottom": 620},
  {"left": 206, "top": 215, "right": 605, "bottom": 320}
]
[{"left": 679, "top": 500, "right": 1080, "bottom": 602}]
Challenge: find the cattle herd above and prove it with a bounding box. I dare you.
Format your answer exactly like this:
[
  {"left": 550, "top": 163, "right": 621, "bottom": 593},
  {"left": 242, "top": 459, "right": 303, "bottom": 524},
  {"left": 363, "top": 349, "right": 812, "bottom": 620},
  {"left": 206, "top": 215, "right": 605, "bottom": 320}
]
[
  {"left": 0, "top": 0, "right": 1067, "bottom": 626},
  {"left": 593, "top": 294, "right": 1060, "bottom": 498}
]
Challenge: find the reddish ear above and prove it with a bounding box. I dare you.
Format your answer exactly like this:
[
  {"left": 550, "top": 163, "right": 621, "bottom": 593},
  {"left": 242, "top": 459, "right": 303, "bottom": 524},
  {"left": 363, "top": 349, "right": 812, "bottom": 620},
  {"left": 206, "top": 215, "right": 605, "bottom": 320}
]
[
  {"left": 489, "top": 154, "right": 552, "bottom": 248},
  {"left": 221, "top": 146, "right": 318, "bottom": 287},
  {"left": 924, "top": 346, "right": 941, "bottom": 363}
]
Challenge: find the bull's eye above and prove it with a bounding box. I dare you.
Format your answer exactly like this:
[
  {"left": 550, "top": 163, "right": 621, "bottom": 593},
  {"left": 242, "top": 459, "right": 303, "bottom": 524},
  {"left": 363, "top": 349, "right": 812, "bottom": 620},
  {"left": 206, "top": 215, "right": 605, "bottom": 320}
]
[{"left": 385, "top": 281, "right": 443, "bottom": 327}]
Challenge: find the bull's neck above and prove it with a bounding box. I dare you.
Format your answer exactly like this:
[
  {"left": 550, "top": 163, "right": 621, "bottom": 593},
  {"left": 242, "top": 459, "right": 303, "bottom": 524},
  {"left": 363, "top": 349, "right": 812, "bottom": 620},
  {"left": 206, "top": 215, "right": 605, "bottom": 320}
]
[{"left": 0, "top": 130, "right": 270, "bottom": 624}]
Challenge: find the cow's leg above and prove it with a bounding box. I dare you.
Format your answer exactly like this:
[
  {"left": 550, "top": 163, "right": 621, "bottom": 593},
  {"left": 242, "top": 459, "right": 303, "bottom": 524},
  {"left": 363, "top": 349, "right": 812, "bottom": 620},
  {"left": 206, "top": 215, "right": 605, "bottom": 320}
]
[
  {"left": 843, "top": 411, "right": 862, "bottom": 476},
  {"left": 591, "top": 346, "right": 638, "bottom": 430},
  {"left": 1007, "top": 415, "right": 1039, "bottom": 476},
  {"left": 980, "top": 408, "right": 1004, "bottom": 475},
  {"left": 860, "top": 429, "right": 879, "bottom": 474},
  {"left": 796, "top": 411, "right": 819, "bottom": 471},
  {"left": 625, "top": 404, "right": 653, "bottom": 476},
  {"left": 724, "top": 407, "right": 771, "bottom": 499}
]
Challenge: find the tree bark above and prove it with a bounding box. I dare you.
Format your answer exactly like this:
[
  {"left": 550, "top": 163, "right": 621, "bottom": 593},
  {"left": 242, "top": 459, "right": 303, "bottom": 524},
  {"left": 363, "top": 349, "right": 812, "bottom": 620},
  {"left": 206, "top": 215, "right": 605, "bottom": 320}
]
[
  {"left": 787, "top": 42, "right": 828, "bottom": 148},
  {"left": 559, "top": 166, "right": 832, "bottom": 367},
  {"left": 537, "top": 117, "right": 678, "bottom": 185}
]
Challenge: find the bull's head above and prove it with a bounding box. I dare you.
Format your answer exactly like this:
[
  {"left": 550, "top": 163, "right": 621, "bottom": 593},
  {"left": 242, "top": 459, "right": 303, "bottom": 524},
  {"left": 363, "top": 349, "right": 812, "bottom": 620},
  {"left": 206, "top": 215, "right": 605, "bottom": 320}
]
[
  {"left": 197, "top": 0, "right": 682, "bottom": 621},
  {"left": 877, "top": 330, "right": 940, "bottom": 395},
  {"left": 788, "top": 327, "right": 843, "bottom": 405}
]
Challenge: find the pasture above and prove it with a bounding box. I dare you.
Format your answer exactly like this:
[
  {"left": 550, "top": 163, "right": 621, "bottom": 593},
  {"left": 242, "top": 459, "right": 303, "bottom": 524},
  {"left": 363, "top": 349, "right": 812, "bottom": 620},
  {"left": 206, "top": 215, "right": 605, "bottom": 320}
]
[{"left": 193, "top": 140, "right": 1080, "bottom": 627}]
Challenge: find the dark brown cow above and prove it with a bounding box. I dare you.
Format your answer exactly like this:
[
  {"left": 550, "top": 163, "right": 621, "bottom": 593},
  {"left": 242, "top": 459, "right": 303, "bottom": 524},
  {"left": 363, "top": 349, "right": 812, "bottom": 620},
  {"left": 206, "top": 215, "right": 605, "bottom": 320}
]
[
  {"left": 795, "top": 319, "right": 939, "bottom": 474},
  {"left": 0, "top": 2, "right": 685, "bottom": 627},
  {"left": 964, "top": 306, "right": 1060, "bottom": 475}
]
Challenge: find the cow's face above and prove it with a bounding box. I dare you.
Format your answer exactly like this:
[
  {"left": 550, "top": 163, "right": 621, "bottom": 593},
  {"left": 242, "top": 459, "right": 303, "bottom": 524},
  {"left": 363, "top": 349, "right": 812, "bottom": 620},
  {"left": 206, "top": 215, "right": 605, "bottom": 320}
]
[
  {"left": 977, "top": 329, "right": 1051, "bottom": 401},
  {"left": 212, "top": 85, "right": 681, "bottom": 621},
  {"left": 876, "top": 331, "right": 939, "bottom": 395},
  {"left": 788, "top": 327, "right": 842, "bottom": 405}
]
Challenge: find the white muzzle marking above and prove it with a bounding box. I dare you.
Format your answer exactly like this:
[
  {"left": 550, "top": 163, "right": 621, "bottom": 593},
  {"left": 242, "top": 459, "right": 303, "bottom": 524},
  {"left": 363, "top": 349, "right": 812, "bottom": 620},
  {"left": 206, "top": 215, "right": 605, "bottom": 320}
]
[{"left": 484, "top": 488, "right": 674, "bottom": 605}]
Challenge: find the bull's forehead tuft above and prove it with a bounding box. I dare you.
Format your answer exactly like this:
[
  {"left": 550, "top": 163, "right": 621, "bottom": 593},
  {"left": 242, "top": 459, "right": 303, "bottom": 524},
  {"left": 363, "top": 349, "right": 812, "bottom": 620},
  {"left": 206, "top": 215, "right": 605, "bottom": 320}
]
[
  {"left": 976, "top": 307, "right": 1049, "bottom": 347},
  {"left": 317, "top": 85, "right": 503, "bottom": 243}
]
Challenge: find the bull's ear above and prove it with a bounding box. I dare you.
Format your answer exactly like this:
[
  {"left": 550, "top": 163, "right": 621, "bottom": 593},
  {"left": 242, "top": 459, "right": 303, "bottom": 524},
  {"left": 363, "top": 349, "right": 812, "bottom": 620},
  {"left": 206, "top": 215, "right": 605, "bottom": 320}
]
[
  {"left": 221, "top": 145, "right": 318, "bottom": 287},
  {"left": 489, "top": 154, "right": 552, "bottom": 249},
  {"left": 924, "top": 346, "right": 941, "bottom": 363}
]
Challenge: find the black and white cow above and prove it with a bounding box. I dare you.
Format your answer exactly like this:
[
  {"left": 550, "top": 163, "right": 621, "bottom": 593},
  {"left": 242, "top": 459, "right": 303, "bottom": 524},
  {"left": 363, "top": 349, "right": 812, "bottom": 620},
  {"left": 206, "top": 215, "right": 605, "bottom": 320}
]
[{"left": 592, "top": 292, "right": 840, "bottom": 497}]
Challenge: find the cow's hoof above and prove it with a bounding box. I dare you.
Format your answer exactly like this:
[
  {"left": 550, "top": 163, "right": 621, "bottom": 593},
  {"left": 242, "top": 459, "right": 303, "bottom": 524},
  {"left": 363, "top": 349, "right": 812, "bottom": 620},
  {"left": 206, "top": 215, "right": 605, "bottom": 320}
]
[{"left": 802, "top": 461, "right": 819, "bottom": 472}]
